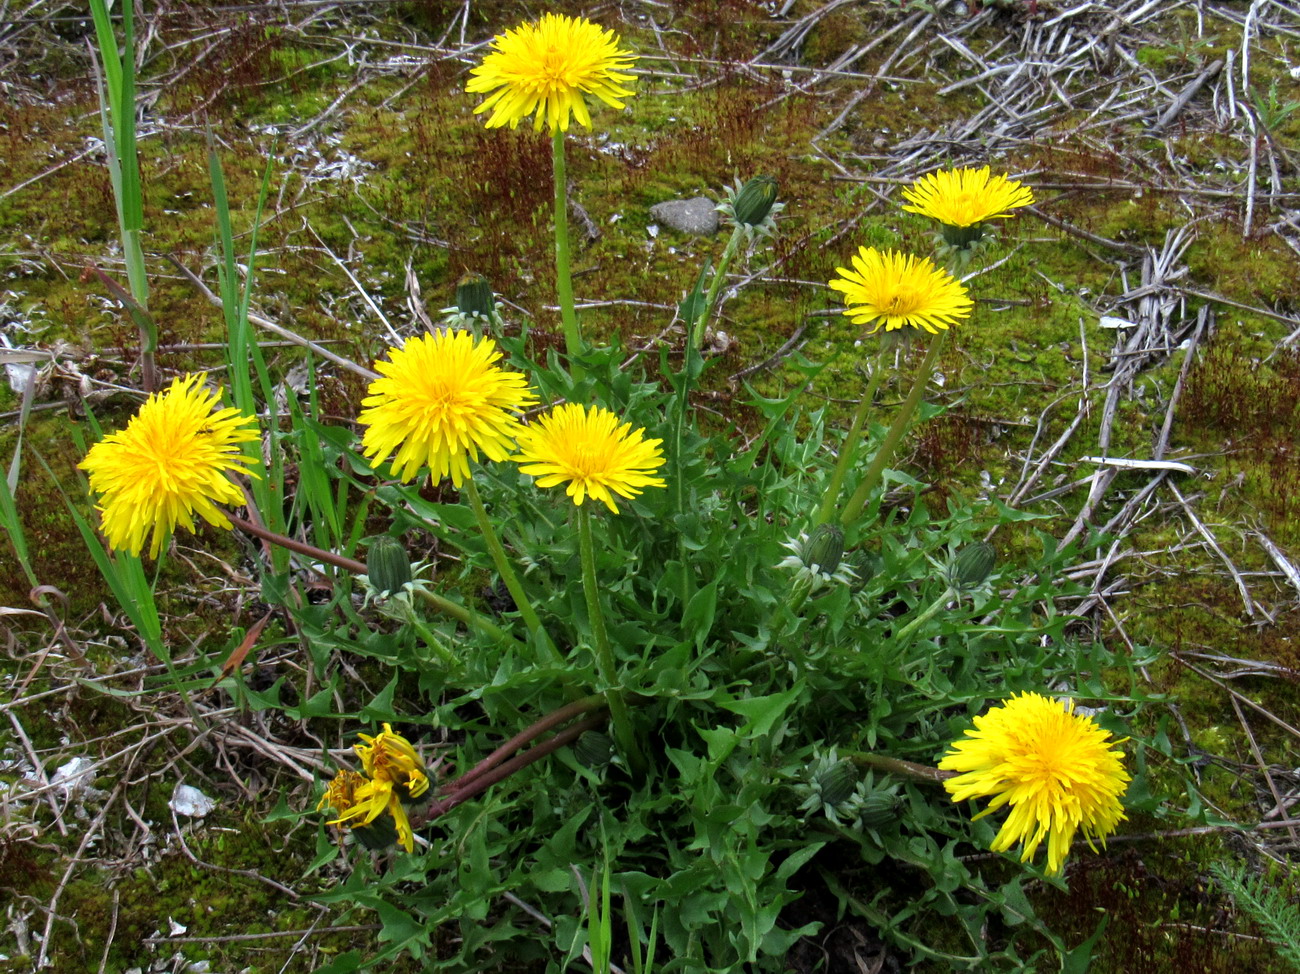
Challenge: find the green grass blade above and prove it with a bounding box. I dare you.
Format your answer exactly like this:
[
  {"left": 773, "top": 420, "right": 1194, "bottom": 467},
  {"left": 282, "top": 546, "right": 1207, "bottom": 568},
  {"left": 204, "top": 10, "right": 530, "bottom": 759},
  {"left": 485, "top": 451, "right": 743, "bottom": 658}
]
[
  {"left": 89, "top": 0, "right": 150, "bottom": 369},
  {"left": 87, "top": 0, "right": 122, "bottom": 117},
  {"left": 207, "top": 140, "right": 288, "bottom": 566},
  {"left": 64, "top": 497, "right": 165, "bottom": 659},
  {"left": 287, "top": 392, "right": 341, "bottom": 544},
  {"left": 207, "top": 136, "right": 241, "bottom": 386},
  {"left": 117, "top": 2, "right": 142, "bottom": 236},
  {"left": 0, "top": 470, "right": 37, "bottom": 590}
]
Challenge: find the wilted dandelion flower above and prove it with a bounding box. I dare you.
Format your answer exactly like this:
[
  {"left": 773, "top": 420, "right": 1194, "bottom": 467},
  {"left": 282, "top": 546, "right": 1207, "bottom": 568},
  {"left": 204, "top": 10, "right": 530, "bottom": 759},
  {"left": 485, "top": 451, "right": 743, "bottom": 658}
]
[
  {"left": 317, "top": 769, "right": 368, "bottom": 819},
  {"left": 512, "top": 403, "right": 666, "bottom": 513},
  {"left": 317, "top": 769, "right": 406, "bottom": 849},
  {"left": 901, "top": 166, "right": 1034, "bottom": 228},
  {"left": 939, "top": 692, "right": 1130, "bottom": 876},
  {"left": 319, "top": 725, "right": 430, "bottom": 854},
  {"left": 466, "top": 13, "right": 637, "bottom": 133},
  {"left": 329, "top": 775, "right": 416, "bottom": 852},
  {"left": 354, "top": 723, "right": 431, "bottom": 800},
  {"left": 829, "top": 247, "right": 973, "bottom": 335},
  {"left": 78, "top": 374, "right": 259, "bottom": 558},
  {"left": 359, "top": 330, "right": 536, "bottom": 486}
]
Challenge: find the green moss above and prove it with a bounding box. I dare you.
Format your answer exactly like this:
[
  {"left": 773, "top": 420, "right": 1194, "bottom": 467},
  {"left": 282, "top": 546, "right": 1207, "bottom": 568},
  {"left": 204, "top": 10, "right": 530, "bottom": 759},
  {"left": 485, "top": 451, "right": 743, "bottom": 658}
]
[
  {"left": 1037, "top": 836, "right": 1277, "bottom": 973},
  {"left": 3, "top": 4, "right": 1300, "bottom": 971},
  {"left": 1187, "top": 225, "right": 1300, "bottom": 307}
]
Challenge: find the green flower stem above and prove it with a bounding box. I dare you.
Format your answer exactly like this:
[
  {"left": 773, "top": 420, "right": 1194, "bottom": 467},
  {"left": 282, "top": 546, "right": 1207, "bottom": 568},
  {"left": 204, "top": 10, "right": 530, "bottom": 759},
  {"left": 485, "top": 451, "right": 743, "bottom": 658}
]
[
  {"left": 817, "top": 867, "right": 981, "bottom": 965},
  {"left": 409, "top": 616, "right": 460, "bottom": 668},
  {"left": 842, "top": 750, "right": 956, "bottom": 786},
  {"left": 552, "top": 129, "right": 583, "bottom": 367},
  {"left": 692, "top": 225, "right": 744, "bottom": 350},
  {"left": 840, "top": 333, "right": 948, "bottom": 528},
  {"left": 410, "top": 587, "right": 518, "bottom": 649},
  {"left": 463, "top": 478, "right": 563, "bottom": 667},
  {"left": 226, "top": 513, "right": 521, "bottom": 650},
  {"left": 670, "top": 362, "right": 695, "bottom": 611},
  {"left": 891, "top": 587, "right": 956, "bottom": 645},
  {"left": 577, "top": 503, "right": 645, "bottom": 772},
  {"left": 668, "top": 223, "right": 745, "bottom": 607},
  {"left": 813, "top": 349, "right": 888, "bottom": 526},
  {"left": 670, "top": 228, "right": 750, "bottom": 603}
]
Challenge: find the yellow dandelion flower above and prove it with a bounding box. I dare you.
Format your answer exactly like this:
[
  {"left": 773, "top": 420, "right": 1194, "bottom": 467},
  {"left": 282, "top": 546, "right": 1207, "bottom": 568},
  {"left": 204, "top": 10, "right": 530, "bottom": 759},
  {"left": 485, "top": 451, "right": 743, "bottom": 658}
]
[
  {"left": 901, "top": 166, "right": 1034, "bottom": 228},
  {"left": 939, "top": 692, "right": 1130, "bottom": 876},
  {"left": 78, "top": 374, "right": 259, "bottom": 558},
  {"left": 512, "top": 403, "right": 666, "bottom": 513},
  {"left": 828, "top": 248, "right": 973, "bottom": 334},
  {"left": 359, "top": 329, "right": 537, "bottom": 487},
  {"left": 466, "top": 13, "right": 637, "bottom": 133},
  {"left": 354, "top": 723, "right": 430, "bottom": 800}
]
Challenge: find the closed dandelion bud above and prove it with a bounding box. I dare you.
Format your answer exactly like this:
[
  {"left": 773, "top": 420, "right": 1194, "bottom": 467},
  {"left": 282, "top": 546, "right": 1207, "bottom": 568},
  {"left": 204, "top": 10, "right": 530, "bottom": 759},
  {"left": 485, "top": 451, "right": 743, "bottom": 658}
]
[
  {"left": 844, "top": 549, "right": 878, "bottom": 593},
  {"left": 949, "top": 541, "right": 995, "bottom": 591},
  {"left": 778, "top": 526, "right": 857, "bottom": 601},
  {"left": 368, "top": 536, "right": 413, "bottom": 595},
  {"left": 857, "top": 790, "right": 902, "bottom": 829},
  {"left": 573, "top": 730, "right": 615, "bottom": 769},
  {"left": 455, "top": 273, "right": 496, "bottom": 320},
  {"left": 804, "top": 524, "right": 845, "bottom": 575},
  {"left": 732, "top": 176, "right": 778, "bottom": 227},
  {"left": 816, "top": 759, "right": 859, "bottom": 807}
]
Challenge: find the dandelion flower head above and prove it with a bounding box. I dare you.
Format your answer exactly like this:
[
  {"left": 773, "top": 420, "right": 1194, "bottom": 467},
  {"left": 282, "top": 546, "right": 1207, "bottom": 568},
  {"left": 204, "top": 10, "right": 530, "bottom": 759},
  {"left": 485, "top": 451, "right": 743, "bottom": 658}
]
[
  {"left": 355, "top": 723, "right": 430, "bottom": 800},
  {"left": 829, "top": 248, "right": 973, "bottom": 335},
  {"left": 319, "top": 725, "right": 429, "bottom": 853},
  {"left": 317, "top": 769, "right": 368, "bottom": 819},
  {"left": 78, "top": 374, "right": 259, "bottom": 558},
  {"left": 466, "top": 13, "right": 637, "bottom": 133},
  {"left": 901, "top": 166, "right": 1034, "bottom": 228},
  {"left": 512, "top": 403, "right": 666, "bottom": 513},
  {"left": 939, "top": 692, "right": 1130, "bottom": 876},
  {"left": 324, "top": 773, "right": 418, "bottom": 852},
  {"left": 359, "top": 329, "right": 537, "bottom": 487}
]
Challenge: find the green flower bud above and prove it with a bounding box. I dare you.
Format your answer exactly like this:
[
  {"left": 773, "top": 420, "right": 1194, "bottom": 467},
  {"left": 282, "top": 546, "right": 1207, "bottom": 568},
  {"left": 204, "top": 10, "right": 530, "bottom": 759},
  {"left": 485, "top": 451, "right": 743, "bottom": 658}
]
[
  {"left": 731, "top": 176, "right": 778, "bottom": 227},
  {"left": 844, "top": 549, "right": 879, "bottom": 593},
  {"left": 455, "top": 273, "right": 496, "bottom": 320},
  {"left": 857, "top": 790, "right": 903, "bottom": 829},
  {"left": 367, "top": 536, "right": 413, "bottom": 596},
  {"left": 804, "top": 524, "right": 845, "bottom": 575},
  {"left": 573, "top": 731, "right": 615, "bottom": 769},
  {"left": 816, "top": 759, "right": 859, "bottom": 807},
  {"left": 949, "top": 542, "right": 996, "bottom": 591}
]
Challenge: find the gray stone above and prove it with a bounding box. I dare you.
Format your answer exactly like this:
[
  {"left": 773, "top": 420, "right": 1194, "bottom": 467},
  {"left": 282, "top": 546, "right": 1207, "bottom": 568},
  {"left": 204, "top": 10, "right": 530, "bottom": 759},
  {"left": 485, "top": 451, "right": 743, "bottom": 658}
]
[{"left": 649, "top": 196, "right": 719, "bottom": 237}]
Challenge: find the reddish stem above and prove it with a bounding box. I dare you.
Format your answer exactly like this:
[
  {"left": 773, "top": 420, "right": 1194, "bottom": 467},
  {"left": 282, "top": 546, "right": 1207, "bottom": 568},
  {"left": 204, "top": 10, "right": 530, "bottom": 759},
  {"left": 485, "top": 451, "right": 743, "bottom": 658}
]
[
  {"left": 227, "top": 513, "right": 367, "bottom": 575},
  {"left": 417, "top": 713, "right": 608, "bottom": 823},
  {"left": 449, "top": 694, "right": 607, "bottom": 793}
]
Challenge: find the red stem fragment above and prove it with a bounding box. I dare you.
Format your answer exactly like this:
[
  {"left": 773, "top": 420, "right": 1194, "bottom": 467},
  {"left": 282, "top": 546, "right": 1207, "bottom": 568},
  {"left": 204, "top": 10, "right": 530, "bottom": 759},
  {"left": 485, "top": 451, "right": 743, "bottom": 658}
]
[{"left": 418, "top": 712, "right": 609, "bottom": 823}]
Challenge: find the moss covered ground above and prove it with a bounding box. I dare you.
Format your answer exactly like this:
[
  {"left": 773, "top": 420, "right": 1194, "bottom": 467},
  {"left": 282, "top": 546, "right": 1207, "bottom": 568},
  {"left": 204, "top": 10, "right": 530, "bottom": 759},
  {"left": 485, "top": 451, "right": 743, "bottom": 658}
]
[{"left": 3, "top": 0, "right": 1300, "bottom": 970}]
